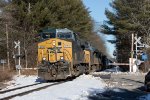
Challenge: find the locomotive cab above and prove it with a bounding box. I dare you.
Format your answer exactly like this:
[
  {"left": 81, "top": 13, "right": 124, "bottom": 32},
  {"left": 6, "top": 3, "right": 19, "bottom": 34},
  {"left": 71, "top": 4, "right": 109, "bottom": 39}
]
[{"left": 38, "top": 28, "right": 74, "bottom": 63}]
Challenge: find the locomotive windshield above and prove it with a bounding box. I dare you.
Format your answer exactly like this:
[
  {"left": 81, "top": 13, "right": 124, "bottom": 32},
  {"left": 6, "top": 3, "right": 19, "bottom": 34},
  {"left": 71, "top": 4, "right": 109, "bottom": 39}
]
[
  {"left": 57, "top": 32, "right": 72, "bottom": 39},
  {"left": 42, "top": 32, "right": 56, "bottom": 39},
  {"left": 39, "top": 28, "right": 75, "bottom": 40}
]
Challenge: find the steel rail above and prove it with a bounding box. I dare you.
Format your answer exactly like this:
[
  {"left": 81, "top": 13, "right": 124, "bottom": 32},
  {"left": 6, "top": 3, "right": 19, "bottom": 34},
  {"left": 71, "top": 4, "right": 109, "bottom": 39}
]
[
  {"left": 0, "top": 81, "right": 66, "bottom": 100},
  {"left": 0, "top": 83, "right": 42, "bottom": 94}
]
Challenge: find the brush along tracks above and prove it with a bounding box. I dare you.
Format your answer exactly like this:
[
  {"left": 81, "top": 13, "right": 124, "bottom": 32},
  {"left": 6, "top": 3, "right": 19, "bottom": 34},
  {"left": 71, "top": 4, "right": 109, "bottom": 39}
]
[{"left": 0, "top": 81, "right": 66, "bottom": 100}]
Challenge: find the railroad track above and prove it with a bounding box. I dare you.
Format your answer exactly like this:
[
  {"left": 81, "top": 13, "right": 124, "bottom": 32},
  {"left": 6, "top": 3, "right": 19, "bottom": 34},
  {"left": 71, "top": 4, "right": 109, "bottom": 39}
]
[
  {"left": 0, "top": 81, "right": 66, "bottom": 100},
  {"left": 0, "top": 83, "right": 42, "bottom": 94}
]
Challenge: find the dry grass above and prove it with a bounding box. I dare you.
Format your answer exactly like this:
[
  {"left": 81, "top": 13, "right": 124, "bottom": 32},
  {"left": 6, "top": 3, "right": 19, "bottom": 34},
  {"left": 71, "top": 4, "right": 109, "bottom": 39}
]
[
  {"left": 0, "top": 69, "right": 15, "bottom": 82},
  {"left": 21, "top": 69, "right": 37, "bottom": 75},
  {"left": 0, "top": 68, "right": 37, "bottom": 82}
]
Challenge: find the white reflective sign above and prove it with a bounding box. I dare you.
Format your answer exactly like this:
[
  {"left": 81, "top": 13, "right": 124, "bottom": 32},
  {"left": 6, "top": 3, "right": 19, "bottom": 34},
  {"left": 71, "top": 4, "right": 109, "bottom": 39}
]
[
  {"left": 134, "top": 37, "right": 142, "bottom": 45},
  {"left": 14, "top": 40, "right": 20, "bottom": 48}
]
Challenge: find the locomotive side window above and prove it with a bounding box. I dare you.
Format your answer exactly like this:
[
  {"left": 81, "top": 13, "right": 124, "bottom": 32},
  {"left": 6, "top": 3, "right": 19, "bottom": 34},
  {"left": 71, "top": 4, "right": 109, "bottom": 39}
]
[
  {"left": 73, "top": 33, "right": 81, "bottom": 44},
  {"left": 57, "top": 32, "right": 72, "bottom": 39},
  {"left": 73, "top": 33, "right": 78, "bottom": 41}
]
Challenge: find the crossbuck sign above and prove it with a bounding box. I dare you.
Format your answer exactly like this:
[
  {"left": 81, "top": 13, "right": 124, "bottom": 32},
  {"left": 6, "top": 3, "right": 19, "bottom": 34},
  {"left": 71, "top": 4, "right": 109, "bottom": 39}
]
[
  {"left": 134, "top": 36, "right": 150, "bottom": 48},
  {"left": 14, "top": 40, "right": 20, "bottom": 49},
  {"left": 134, "top": 37, "right": 142, "bottom": 45}
]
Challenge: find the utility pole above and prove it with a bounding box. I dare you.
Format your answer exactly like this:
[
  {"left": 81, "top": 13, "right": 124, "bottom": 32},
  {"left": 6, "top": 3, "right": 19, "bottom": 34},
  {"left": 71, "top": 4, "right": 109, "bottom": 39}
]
[
  {"left": 25, "top": 2, "right": 31, "bottom": 68},
  {"left": 23, "top": 28, "right": 28, "bottom": 69},
  {"left": 130, "top": 33, "right": 134, "bottom": 72},
  {"left": 135, "top": 34, "right": 138, "bottom": 60},
  {"left": 6, "top": 24, "right": 10, "bottom": 69}
]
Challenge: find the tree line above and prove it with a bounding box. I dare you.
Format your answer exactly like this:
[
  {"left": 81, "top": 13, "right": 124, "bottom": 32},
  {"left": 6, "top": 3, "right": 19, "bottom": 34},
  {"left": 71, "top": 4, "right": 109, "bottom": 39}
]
[{"left": 0, "top": 0, "right": 107, "bottom": 69}]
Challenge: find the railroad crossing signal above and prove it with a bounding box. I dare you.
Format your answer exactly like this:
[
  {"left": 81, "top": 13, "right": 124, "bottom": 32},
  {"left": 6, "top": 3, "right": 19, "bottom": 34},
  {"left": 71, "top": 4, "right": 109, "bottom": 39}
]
[
  {"left": 134, "top": 36, "right": 150, "bottom": 48},
  {"left": 134, "top": 37, "right": 142, "bottom": 45},
  {"left": 14, "top": 40, "right": 21, "bottom": 75},
  {"left": 14, "top": 40, "right": 20, "bottom": 48}
]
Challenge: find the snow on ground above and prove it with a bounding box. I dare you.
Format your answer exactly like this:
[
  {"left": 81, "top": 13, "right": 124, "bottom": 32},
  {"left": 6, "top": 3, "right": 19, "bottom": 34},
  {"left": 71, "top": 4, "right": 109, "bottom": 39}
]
[
  {"left": 92, "top": 66, "right": 146, "bottom": 75},
  {"left": 112, "top": 88, "right": 124, "bottom": 93},
  {"left": 3, "top": 75, "right": 42, "bottom": 90},
  {"left": 10, "top": 74, "right": 106, "bottom": 100},
  {"left": 139, "top": 94, "right": 150, "bottom": 100},
  {"left": 0, "top": 83, "right": 52, "bottom": 99}
]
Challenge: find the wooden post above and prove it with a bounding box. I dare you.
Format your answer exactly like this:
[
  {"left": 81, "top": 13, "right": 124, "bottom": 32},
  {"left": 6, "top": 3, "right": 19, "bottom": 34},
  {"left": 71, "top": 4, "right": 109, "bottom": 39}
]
[
  {"left": 135, "top": 34, "right": 138, "bottom": 59},
  {"left": 6, "top": 24, "right": 10, "bottom": 69}
]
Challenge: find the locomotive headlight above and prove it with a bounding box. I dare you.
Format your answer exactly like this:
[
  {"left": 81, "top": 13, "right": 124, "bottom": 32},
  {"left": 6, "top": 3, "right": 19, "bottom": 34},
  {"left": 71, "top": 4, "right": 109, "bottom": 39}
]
[
  {"left": 52, "top": 40, "right": 56, "bottom": 46},
  {"left": 42, "top": 57, "right": 46, "bottom": 60},
  {"left": 60, "top": 56, "right": 63, "bottom": 60}
]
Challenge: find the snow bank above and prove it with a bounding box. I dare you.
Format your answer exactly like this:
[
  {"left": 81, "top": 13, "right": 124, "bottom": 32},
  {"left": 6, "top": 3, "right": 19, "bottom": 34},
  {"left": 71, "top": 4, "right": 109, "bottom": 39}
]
[
  {"left": 11, "top": 74, "right": 106, "bottom": 100},
  {"left": 92, "top": 71, "right": 146, "bottom": 76}
]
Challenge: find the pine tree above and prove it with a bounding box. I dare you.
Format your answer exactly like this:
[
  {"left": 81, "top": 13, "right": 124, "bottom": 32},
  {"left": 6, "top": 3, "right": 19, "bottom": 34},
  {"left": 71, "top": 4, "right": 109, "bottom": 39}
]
[
  {"left": 101, "top": 0, "right": 150, "bottom": 64},
  {"left": 11, "top": 0, "right": 93, "bottom": 39}
]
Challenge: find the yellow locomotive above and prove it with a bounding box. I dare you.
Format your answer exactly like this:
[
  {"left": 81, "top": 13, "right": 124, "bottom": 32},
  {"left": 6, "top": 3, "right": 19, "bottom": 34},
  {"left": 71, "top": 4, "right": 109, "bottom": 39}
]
[{"left": 38, "top": 28, "right": 102, "bottom": 80}]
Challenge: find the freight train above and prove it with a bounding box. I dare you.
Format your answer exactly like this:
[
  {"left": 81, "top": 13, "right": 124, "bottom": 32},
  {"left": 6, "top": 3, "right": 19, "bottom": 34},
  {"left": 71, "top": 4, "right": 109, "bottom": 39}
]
[{"left": 37, "top": 28, "right": 111, "bottom": 80}]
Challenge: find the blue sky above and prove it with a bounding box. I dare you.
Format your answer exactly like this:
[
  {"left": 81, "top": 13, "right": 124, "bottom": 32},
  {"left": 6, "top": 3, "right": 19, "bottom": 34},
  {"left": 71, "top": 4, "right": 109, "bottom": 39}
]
[
  {"left": 83, "top": 0, "right": 111, "bottom": 23},
  {"left": 83, "top": 0, "right": 115, "bottom": 57}
]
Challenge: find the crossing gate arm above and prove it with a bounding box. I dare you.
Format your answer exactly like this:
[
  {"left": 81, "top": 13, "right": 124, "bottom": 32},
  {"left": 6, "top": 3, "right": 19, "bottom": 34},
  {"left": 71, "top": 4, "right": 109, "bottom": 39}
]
[{"left": 108, "top": 63, "right": 129, "bottom": 66}]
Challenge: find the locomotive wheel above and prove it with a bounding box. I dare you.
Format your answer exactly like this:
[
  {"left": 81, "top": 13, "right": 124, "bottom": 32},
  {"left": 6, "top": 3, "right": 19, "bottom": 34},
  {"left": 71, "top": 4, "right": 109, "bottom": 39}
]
[
  {"left": 61, "top": 67, "right": 68, "bottom": 79},
  {"left": 73, "top": 65, "right": 80, "bottom": 76},
  {"left": 85, "top": 65, "right": 89, "bottom": 74}
]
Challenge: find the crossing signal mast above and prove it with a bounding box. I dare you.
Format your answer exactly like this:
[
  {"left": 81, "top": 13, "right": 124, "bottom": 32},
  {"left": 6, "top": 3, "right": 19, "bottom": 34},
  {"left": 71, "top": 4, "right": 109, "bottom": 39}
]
[
  {"left": 109, "top": 34, "right": 149, "bottom": 72},
  {"left": 130, "top": 34, "right": 149, "bottom": 72},
  {"left": 14, "top": 40, "right": 22, "bottom": 75},
  {"left": 134, "top": 34, "right": 150, "bottom": 58}
]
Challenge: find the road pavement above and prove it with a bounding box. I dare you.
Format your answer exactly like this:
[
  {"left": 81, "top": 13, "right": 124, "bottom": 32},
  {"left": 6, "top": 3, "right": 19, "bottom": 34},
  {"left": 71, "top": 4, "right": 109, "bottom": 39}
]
[{"left": 89, "top": 72, "right": 148, "bottom": 100}]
